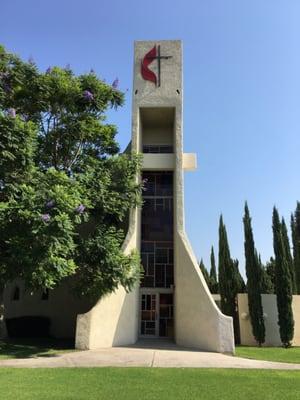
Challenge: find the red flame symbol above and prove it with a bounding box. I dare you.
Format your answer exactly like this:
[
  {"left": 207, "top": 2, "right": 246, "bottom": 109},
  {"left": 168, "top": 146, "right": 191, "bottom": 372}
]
[{"left": 141, "top": 46, "right": 157, "bottom": 86}]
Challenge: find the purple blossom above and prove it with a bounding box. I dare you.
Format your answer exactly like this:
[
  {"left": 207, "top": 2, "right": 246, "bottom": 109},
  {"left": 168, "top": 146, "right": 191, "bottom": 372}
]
[
  {"left": 46, "top": 67, "right": 52, "bottom": 74},
  {"left": 112, "top": 78, "right": 119, "bottom": 89},
  {"left": 3, "top": 82, "right": 11, "bottom": 93},
  {"left": 41, "top": 214, "right": 51, "bottom": 222},
  {"left": 7, "top": 108, "right": 16, "bottom": 118},
  {"left": 28, "top": 56, "right": 34, "bottom": 65},
  {"left": 90, "top": 68, "right": 95, "bottom": 74},
  {"left": 65, "top": 63, "right": 71, "bottom": 71},
  {"left": 75, "top": 204, "right": 85, "bottom": 214},
  {"left": 0, "top": 71, "right": 10, "bottom": 80},
  {"left": 45, "top": 200, "right": 55, "bottom": 208},
  {"left": 83, "top": 90, "right": 94, "bottom": 101}
]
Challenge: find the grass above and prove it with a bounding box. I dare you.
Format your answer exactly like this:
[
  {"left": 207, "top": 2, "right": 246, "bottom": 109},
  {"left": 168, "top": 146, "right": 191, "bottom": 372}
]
[
  {"left": 236, "top": 346, "right": 300, "bottom": 364},
  {"left": 0, "top": 368, "right": 299, "bottom": 400},
  {"left": 1, "top": 341, "right": 300, "bottom": 399},
  {"left": 0, "top": 338, "right": 75, "bottom": 359}
]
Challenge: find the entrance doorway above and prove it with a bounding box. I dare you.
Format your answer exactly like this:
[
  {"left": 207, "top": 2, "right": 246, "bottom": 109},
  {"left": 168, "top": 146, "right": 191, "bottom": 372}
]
[{"left": 140, "top": 292, "right": 174, "bottom": 338}]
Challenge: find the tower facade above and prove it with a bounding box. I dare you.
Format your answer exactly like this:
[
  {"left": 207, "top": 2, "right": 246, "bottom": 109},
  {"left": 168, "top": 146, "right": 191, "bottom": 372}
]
[{"left": 75, "top": 40, "right": 234, "bottom": 353}]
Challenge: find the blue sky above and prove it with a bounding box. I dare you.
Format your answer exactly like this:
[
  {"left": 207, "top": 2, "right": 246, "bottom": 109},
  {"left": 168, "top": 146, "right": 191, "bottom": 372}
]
[{"left": 2, "top": 0, "right": 300, "bottom": 276}]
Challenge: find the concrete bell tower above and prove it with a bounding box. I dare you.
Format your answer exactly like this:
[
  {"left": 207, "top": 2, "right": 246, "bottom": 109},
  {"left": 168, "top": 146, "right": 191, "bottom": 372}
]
[{"left": 76, "top": 40, "right": 234, "bottom": 354}]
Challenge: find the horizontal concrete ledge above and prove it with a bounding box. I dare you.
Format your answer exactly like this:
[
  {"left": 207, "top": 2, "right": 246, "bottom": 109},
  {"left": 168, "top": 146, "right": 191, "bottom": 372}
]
[
  {"left": 142, "top": 153, "right": 175, "bottom": 170},
  {"left": 142, "top": 153, "right": 197, "bottom": 171},
  {"left": 183, "top": 153, "right": 197, "bottom": 171}
]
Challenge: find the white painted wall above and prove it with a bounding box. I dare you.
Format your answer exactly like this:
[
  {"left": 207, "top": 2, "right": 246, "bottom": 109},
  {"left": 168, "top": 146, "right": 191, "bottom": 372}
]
[
  {"left": 175, "top": 232, "right": 235, "bottom": 353},
  {"left": 238, "top": 293, "right": 300, "bottom": 346}
]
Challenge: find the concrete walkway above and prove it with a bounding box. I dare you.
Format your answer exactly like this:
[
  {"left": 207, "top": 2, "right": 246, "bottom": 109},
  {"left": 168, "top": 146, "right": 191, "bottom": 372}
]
[{"left": 1, "top": 340, "right": 300, "bottom": 369}]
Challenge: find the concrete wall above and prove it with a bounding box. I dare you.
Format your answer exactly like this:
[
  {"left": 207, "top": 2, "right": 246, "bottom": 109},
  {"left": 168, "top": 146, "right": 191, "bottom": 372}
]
[
  {"left": 293, "top": 296, "right": 300, "bottom": 345},
  {"left": 142, "top": 154, "right": 174, "bottom": 170},
  {"left": 75, "top": 208, "right": 140, "bottom": 349},
  {"left": 238, "top": 293, "right": 300, "bottom": 346},
  {"left": 4, "top": 278, "right": 91, "bottom": 338},
  {"left": 175, "top": 232, "right": 235, "bottom": 353},
  {"left": 143, "top": 127, "right": 173, "bottom": 145}
]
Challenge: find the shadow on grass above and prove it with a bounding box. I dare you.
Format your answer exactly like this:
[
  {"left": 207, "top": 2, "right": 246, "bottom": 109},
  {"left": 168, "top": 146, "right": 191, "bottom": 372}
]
[{"left": 0, "top": 338, "right": 75, "bottom": 359}]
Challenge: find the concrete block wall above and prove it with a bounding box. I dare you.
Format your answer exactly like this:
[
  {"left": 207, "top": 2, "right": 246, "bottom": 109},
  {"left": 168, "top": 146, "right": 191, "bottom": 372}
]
[{"left": 238, "top": 293, "right": 300, "bottom": 346}]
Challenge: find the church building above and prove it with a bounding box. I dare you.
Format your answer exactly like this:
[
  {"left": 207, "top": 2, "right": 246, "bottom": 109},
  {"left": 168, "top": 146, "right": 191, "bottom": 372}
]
[
  {"left": 75, "top": 40, "right": 234, "bottom": 353},
  {"left": 4, "top": 40, "right": 235, "bottom": 354}
]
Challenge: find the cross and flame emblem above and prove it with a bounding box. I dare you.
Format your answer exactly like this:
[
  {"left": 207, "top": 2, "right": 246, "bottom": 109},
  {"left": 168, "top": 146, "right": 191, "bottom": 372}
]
[{"left": 141, "top": 45, "right": 172, "bottom": 87}]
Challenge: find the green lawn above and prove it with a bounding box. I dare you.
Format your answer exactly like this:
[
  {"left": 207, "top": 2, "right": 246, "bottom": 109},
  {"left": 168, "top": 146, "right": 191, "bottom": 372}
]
[
  {"left": 0, "top": 368, "right": 299, "bottom": 400},
  {"left": 0, "top": 338, "right": 75, "bottom": 359},
  {"left": 236, "top": 346, "right": 300, "bottom": 364}
]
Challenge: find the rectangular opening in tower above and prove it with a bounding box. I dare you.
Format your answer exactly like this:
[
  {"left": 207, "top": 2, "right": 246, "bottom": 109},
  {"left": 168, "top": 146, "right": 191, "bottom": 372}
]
[
  {"left": 141, "top": 171, "right": 173, "bottom": 288},
  {"left": 140, "top": 107, "right": 174, "bottom": 153},
  {"left": 139, "top": 171, "right": 174, "bottom": 338}
]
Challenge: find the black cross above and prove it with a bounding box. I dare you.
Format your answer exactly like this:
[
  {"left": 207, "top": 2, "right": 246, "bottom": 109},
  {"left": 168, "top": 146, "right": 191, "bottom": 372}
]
[{"left": 146, "top": 45, "right": 172, "bottom": 87}]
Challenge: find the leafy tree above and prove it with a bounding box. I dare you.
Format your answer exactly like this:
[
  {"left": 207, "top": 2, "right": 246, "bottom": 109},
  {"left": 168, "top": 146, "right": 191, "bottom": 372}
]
[
  {"left": 209, "top": 246, "right": 219, "bottom": 293},
  {"left": 291, "top": 204, "right": 300, "bottom": 293},
  {"left": 243, "top": 202, "right": 265, "bottom": 345},
  {"left": 0, "top": 169, "right": 84, "bottom": 289},
  {"left": 0, "top": 46, "right": 142, "bottom": 308},
  {"left": 273, "top": 207, "right": 294, "bottom": 347},
  {"left": 218, "top": 215, "right": 240, "bottom": 341},
  {"left": 0, "top": 114, "right": 37, "bottom": 200},
  {"left": 199, "top": 259, "right": 210, "bottom": 288}
]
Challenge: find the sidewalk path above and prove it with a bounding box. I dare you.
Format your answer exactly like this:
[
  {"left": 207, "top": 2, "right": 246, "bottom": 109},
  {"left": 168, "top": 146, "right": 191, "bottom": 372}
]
[{"left": 1, "top": 341, "right": 300, "bottom": 369}]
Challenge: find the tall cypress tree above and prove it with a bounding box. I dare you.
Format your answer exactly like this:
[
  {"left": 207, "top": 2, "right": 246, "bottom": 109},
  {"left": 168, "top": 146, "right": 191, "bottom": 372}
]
[
  {"left": 209, "top": 246, "right": 219, "bottom": 293},
  {"left": 281, "top": 217, "right": 296, "bottom": 294},
  {"left": 218, "top": 215, "right": 234, "bottom": 316},
  {"left": 273, "top": 207, "right": 294, "bottom": 347},
  {"left": 260, "top": 256, "right": 275, "bottom": 294},
  {"left": 199, "top": 259, "right": 211, "bottom": 287},
  {"left": 218, "top": 215, "right": 240, "bottom": 341},
  {"left": 291, "top": 204, "right": 300, "bottom": 294},
  {"left": 232, "top": 259, "right": 246, "bottom": 293},
  {"left": 266, "top": 257, "right": 276, "bottom": 292},
  {"left": 243, "top": 202, "right": 265, "bottom": 345}
]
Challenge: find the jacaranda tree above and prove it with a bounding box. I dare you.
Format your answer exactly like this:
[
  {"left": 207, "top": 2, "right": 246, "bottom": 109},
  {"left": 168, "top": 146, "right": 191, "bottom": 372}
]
[{"left": 0, "top": 45, "right": 142, "bottom": 306}]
